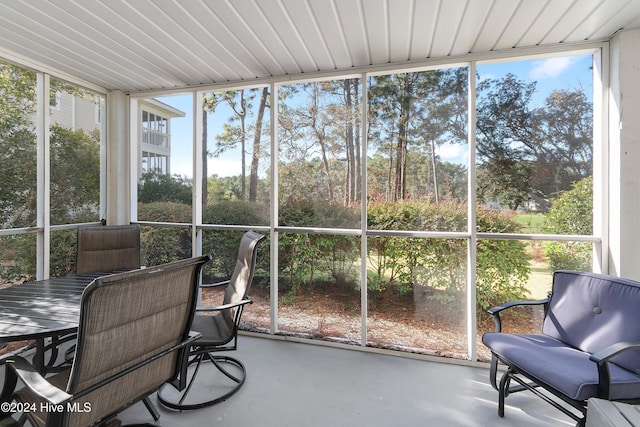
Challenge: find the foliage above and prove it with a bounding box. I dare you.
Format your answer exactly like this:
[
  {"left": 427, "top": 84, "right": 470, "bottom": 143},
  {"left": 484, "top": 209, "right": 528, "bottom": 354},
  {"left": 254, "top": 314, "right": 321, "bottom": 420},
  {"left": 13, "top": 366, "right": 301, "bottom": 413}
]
[
  {"left": 202, "top": 200, "right": 270, "bottom": 281},
  {"left": 0, "top": 71, "right": 101, "bottom": 278},
  {"left": 203, "top": 87, "right": 270, "bottom": 203},
  {"left": 0, "top": 63, "right": 103, "bottom": 229},
  {"left": 278, "top": 200, "right": 360, "bottom": 293},
  {"left": 0, "top": 63, "right": 37, "bottom": 229},
  {"left": 542, "top": 176, "right": 593, "bottom": 271},
  {"left": 368, "top": 201, "right": 530, "bottom": 309},
  {"left": 137, "top": 202, "right": 192, "bottom": 266},
  {"left": 476, "top": 75, "right": 592, "bottom": 210},
  {"left": 475, "top": 208, "right": 530, "bottom": 309},
  {"left": 50, "top": 125, "right": 100, "bottom": 223},
  {"left": 368, "top": 69, "right": 468, "bottom": 202},
  {"left": 278, "top": 79, "right": 362, "bottom": 205},
  {"left": 138, "top": 170, "right": 192, "bottom": 205}
]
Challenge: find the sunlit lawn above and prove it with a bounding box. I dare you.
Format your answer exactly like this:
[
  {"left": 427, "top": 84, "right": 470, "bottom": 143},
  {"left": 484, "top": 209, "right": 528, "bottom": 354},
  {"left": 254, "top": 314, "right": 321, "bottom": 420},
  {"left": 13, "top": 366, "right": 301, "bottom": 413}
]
[
  {"left": 526, "top": 264, "right": 552, "bottom": 299},
  {"left": 515, "top": 212, "right": 546, "bottom": 234}
]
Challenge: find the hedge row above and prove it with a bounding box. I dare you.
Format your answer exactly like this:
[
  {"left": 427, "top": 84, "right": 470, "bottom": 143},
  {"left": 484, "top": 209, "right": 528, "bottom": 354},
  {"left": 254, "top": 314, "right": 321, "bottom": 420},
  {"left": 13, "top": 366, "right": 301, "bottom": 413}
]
[
  {"left": 0, "top": 200, "right": 530, "bottom": 310},
  {"left": 140, "top": 199, "right": 530, "bottom": 309}
]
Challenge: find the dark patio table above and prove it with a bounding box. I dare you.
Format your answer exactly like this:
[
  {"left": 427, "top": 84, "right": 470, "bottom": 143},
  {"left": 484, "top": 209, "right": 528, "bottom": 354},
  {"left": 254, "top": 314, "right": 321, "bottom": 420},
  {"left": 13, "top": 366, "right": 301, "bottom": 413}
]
[{"left": 0, "top": 273, "right": 104, "bottom": 373}]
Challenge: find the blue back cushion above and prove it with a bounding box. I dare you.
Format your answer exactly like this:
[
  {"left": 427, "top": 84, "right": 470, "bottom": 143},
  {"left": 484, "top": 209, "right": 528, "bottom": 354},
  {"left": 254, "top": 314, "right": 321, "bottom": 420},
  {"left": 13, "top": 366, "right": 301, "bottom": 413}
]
[{"left": 542, "top": 270, "right": 640, "bottom": 374}]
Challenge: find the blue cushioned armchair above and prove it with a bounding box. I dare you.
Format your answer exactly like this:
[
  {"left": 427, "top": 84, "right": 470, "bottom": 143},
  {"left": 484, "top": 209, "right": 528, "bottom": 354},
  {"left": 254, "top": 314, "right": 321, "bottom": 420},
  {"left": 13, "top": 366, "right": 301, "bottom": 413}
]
[{"left": 482, "top": 270, "right": 640, "bottom": 427}]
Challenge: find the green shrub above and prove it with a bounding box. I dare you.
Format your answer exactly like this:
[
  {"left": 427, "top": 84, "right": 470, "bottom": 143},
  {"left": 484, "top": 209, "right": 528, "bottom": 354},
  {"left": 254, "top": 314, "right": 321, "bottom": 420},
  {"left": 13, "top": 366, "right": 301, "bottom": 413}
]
[
  {"left": 138, "top": 201, "right": 192, "bottom": 266},
  {"left": 368, "top": 200, "right": 530, "bottom": 309},
  {"left": 202, "top": 200, "right": 270, "bottom": 281},
  {"left": 278, "top": 200, "right": 360, "bottom": 293},
  {"left": 542, "top": 177, "right": 593, "bottom": 271}
]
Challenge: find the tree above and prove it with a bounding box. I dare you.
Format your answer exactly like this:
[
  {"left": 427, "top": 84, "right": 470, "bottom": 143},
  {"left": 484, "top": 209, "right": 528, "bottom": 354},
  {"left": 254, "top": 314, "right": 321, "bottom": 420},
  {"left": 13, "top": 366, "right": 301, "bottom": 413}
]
[
  {"left": 0, "top": 63, "right": 37, "bottom": 229},
  {"left": 50, "top": 126, "right": 100, "bottom": 223},
  {"left": 542, "top": 176, "right": 593, "bottom": 271},
  {"left": 204, "top": 88, "right": 269, "bottom": 203},
  {"left": 368, "top": 69, "right": 467, "bottom": 202},
  {"left": 476, "top": 74, "right": 592, "bottom": 209},
  {"left": 250, "top": 87, "right": 269, "bottom": 202},
  {"left": 0, "top": 63, "right": 103, "bottom": 280},
  {"left": 0, "top": 64, "right": 103, "bottom": 228},
  {"left": 138, "top": 171, "right": 192, "bottom": 205},
  {"left": 277, "top": 79, "right": 361, "bottom": 206}
]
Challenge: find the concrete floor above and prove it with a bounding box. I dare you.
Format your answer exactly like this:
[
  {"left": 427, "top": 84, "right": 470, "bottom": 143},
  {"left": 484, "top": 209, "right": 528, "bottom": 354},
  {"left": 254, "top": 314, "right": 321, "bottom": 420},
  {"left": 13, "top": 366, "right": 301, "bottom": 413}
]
[{"left": 111, "top": 334, "right": 574, "bottom": 427}]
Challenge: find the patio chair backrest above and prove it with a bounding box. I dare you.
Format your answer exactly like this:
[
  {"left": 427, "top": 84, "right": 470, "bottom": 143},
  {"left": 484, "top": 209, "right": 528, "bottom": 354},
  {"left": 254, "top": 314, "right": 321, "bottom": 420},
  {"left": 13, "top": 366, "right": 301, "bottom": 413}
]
[
  {"left": 220, "top": 231, "right": 266, "bottom": 327},
  {"left": 64, "top": 255, "right": 210, "bottom": 427},
  {"left": 76, "top": 224, "right": 141, "bottom": 274},
  {"left": 541, "top": 270, "right": 640, "bottom": 374}
]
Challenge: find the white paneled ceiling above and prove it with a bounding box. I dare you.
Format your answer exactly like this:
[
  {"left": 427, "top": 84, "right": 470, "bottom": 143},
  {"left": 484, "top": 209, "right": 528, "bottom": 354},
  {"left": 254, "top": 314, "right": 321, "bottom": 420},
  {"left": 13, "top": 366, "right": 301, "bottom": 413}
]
[{"left": 0, "top": 0, "right": 639, "bottom": 93}]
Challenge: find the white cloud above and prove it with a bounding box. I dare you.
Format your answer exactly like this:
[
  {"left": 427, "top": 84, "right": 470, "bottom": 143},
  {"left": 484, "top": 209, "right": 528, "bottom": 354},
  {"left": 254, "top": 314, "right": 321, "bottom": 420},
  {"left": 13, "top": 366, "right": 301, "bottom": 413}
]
[{"left": 529, "top": 57, "right": 574, "bottom": 80}]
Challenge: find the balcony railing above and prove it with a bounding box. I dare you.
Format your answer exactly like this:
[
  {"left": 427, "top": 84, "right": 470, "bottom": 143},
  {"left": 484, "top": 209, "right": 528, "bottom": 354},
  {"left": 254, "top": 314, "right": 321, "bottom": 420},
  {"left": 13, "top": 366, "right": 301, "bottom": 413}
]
[{"left": 142, "top": 128, "right": 169, "bottom": 148}]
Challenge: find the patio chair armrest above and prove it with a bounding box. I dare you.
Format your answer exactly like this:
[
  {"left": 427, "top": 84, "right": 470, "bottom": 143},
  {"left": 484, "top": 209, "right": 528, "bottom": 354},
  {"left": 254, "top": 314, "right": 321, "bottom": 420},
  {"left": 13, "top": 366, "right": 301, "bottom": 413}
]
[
  {"left": 196, "top": 297, "right": 253, "bottom": 313},
  {"left": 6, "top": 356, "right": 71, "bottom": 405},
  {"left": 590, "top": 341, "right": 640, "bottom": 364},
  {"left": 487, "top": 298, "right": 549, "bottom": 332},
  {"left": 188, "top": 331, "right": 203, "bottom": 341},
  {"left": 200, "top": 280, "right": 230, "bottom": 289},
  {"left": 589, "top": 341, "right": 640, "bottom": 399}
]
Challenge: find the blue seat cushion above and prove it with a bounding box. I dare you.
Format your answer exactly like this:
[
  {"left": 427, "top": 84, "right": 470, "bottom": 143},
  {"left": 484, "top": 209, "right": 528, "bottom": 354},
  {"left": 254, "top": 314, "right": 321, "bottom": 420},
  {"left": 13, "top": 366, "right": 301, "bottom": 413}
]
[{"left": 482, "top": 332, "right": 640, "bottom": 401}]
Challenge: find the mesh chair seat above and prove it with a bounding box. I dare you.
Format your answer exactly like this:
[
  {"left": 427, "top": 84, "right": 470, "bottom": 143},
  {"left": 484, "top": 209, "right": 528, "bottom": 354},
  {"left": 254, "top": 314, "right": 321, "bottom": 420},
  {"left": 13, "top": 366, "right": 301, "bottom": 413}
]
[{"left": 190, "top": 313, "right": 234, "bottom": 347}]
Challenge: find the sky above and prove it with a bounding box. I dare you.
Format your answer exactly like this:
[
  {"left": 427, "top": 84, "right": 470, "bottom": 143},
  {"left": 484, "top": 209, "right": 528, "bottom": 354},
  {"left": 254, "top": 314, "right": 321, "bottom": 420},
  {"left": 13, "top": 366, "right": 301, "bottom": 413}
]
[{"left": 157, "top": 53, "right": 594, "bottom": 178}]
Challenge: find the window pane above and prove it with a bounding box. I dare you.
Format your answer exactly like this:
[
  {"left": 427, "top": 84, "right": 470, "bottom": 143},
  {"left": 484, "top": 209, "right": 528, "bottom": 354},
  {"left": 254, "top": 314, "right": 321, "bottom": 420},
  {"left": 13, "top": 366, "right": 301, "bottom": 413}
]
[
  {"left": 476, "top": 55, "right": 593, "bottom": 233},
  {"left": 367, "top": 236, "right": 468, "bottom": 358},
  {"left": 137, "top": 94, "right": 193, "bottom": 221},
  {"left": 278, "top": 79, "right": 362, "bottom": 228},
  {"left": 50, "top": 78, "right": 103, "bottom": 225},
  {"left": 203, "top": 87, "right": 271, "bottom": 225},
  {"left": 0, "top": 61, "right": 37, "bottom": 229},
  {"left": 367, "top": 68, "right": 469, "bottom": 231},
  {"left": 278, "top": 232, "right": 361, "bottom": 343}
]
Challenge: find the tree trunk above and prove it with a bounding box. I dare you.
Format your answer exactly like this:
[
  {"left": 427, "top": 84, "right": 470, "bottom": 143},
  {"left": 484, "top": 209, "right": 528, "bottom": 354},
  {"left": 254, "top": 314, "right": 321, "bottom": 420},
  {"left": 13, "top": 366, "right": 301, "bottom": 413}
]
[
  {"left": 394, "top": 75, "right": 411, "bottom": 201},
  {"left": 239, "top": 90, "right": 247, "bottom": 201},
  {"left": 431, "top": 139, "right": 439, "bottom": 203},
  {"left": 249, "top": 87, "right": 268, "bottom": 202},
  {"left": 312, "top": 83, "right": 334, "bottom": 201},
  {"left": 353, "top": 79, "right": 361, "bottom": 203}
]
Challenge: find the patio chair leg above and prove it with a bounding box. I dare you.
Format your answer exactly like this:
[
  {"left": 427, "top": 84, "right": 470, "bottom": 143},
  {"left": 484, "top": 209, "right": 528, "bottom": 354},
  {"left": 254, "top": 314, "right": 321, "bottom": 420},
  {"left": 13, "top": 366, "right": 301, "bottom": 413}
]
[
  {"left": 489, "top": 354, "right": 499, "bottom": 391},
  {"left": 498, "top": 369, "right": 512, "bottom": 417},
  {"left": 142, "top": 397, "right": 160, "bottom": 421}
]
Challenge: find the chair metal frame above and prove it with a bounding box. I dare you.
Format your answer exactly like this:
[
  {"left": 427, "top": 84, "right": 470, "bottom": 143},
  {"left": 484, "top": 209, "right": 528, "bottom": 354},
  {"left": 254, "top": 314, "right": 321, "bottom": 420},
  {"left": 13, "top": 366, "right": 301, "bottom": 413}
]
[
  {"left": 484, "top": 271, "right": 640, "bottom": 427},
  {"left": 157, "top": 231, "right": 266, "bottom": 411}
]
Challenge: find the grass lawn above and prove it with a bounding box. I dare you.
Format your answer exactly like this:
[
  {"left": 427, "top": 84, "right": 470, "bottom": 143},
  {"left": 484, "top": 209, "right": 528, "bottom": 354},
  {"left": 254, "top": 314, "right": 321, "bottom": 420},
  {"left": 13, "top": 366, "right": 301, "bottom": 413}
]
[
  {"left": 515, "top": 213, "right": 546, "bottom": 234},
  {"left": 527, "top": 265, "right": 553, "bottom": 299}
]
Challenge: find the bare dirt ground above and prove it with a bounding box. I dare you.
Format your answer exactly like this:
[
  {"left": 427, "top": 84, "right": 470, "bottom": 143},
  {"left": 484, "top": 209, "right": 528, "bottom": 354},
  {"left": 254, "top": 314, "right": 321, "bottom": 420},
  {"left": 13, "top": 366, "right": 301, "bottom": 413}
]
[{"left": 203, "top": 284, "right": 543, "bottom": 363}]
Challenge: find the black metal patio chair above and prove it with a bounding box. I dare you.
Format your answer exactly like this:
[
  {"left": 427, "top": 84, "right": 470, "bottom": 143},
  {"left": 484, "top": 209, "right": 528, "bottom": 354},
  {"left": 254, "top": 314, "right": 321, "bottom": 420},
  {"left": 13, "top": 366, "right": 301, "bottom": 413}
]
[{"left": 157, "top": 230, "right": 266, "bottom": 410}]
